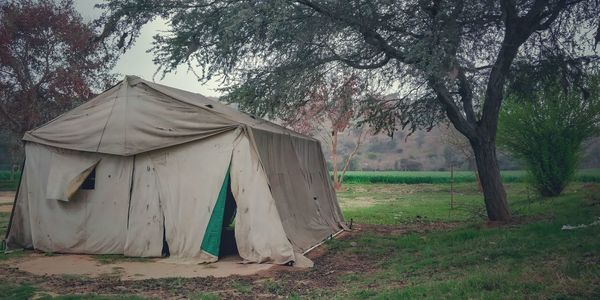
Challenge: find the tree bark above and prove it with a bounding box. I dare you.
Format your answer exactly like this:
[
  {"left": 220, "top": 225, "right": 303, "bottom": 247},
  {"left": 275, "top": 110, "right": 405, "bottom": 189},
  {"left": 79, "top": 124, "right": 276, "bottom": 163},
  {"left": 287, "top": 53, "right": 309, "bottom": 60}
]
[
  {"left": 331, "top": 131, "right": 341, "bottom": 190},
  {"left": 475, "top": 169, "right": 483, "bottom": 193},
  {"left": 337, "top": 128, "right": 366, "bottom": 191},
  {"left": 470, "top": 138, "right": 511, "bottom": 221}
]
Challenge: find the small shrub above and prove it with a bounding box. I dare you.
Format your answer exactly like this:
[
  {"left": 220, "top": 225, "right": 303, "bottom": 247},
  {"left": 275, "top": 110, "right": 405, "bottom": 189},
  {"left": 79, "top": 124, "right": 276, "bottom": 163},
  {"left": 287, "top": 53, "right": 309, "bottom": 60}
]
[{"left": 498, "top": 76, "right": 600, "bottom": 196}]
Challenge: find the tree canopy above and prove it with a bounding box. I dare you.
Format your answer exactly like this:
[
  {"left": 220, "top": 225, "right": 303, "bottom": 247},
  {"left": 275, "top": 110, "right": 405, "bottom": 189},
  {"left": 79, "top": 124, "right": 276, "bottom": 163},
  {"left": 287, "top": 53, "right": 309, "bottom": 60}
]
[
  {"left": 284, "top": 74, "right": 370, "bottom": 190},
  {"left": 97, "top": 0, "right": 600, "bottom": 221},
  {"left": 98, "top": 0, "right": 599, "bottom": 132},
  {"left": 0, "top": 0, "right": 118, "bottom": 138}
]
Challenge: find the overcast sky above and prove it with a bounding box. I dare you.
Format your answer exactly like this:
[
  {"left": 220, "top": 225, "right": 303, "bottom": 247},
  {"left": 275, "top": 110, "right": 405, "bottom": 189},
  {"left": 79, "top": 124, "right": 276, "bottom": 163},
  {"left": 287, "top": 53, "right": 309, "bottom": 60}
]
[{"left": 74, "top": 1, "right": 223, "bottom": 97}]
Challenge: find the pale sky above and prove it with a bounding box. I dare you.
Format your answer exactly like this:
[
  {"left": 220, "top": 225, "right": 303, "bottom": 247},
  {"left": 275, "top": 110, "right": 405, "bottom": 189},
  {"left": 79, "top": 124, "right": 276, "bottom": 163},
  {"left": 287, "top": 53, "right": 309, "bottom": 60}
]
[{"left": 74, "top": 1, "right": 223, "bottom": 97}]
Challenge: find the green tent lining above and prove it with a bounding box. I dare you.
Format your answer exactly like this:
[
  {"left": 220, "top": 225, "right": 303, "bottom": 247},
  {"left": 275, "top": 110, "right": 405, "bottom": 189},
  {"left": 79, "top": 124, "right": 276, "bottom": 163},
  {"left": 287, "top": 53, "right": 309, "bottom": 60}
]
[{"left": 200, "top": 169, "right": 230, "bottom": 257}]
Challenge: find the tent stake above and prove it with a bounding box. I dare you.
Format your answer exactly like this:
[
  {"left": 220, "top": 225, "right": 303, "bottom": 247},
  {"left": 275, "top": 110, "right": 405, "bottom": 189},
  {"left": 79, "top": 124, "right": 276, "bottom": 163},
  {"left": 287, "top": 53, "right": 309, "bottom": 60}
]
[{"left": 303, "top": 229, "right": 345, "bottom": 255}]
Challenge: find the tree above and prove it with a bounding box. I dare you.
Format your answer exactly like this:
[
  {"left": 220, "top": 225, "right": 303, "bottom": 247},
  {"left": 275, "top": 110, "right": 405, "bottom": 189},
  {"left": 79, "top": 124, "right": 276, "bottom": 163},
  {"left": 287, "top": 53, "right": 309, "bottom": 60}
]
[
  {"left": 284, "top": 74, "right": 369, "bottom": 191},
  {"left": 96, "top": 0, "right": 600, "bottom": 221},
  {"left": 498, "top": 71, "right": 600, "bottom": 196},
  {"left": 440, "top": 123, "right": 482, "bottom": 191},
  {"left": 0, "top": 0, "right": 117, "bottom": 140}
]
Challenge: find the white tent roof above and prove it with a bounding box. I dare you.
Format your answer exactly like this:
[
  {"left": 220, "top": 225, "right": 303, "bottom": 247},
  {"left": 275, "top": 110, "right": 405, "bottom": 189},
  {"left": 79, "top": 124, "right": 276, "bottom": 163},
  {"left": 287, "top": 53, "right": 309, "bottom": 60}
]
[{"left": 24, "top": 75, "right": 312, "bottom": 156}]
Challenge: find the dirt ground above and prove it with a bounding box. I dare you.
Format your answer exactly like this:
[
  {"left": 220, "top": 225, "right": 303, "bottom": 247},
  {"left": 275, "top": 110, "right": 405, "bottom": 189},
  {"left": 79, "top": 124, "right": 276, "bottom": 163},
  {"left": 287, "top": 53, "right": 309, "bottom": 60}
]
[
  {"left": 14, "top": 254, "right": 273, "bottom": 281},
  {"left": 0, "top": 224, "right": 448, "bottom": 298},
  {"left": 0, "top": 192, "right": 14, "bottom": 212}
]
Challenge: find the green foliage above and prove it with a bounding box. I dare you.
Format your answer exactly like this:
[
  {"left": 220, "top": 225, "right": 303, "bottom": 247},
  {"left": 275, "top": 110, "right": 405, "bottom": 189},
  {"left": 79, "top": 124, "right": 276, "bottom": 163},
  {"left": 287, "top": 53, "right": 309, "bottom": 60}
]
[
  {"left": 342, "top": 155, "right": 360, "bottom": 171},
  {"left": 498, "top": 77, "right": 600, "bottom": 196}
]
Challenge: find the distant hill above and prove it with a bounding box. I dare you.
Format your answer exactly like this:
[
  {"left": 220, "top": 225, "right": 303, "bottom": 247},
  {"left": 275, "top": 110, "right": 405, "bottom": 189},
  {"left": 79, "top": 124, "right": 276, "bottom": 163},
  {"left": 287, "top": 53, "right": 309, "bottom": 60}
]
[{"left": 318, "top": 125, "right": 600, "bottom": 172}]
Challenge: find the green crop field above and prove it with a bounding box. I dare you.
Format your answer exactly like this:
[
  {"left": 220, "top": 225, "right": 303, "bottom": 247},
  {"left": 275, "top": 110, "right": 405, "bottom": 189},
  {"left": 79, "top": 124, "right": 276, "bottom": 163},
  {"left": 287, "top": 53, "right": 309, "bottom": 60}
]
[
  {"left": 2, "top": 169, "right": 600, "bottom": 191},
  {"left": 338, "top": 169, "right": 600, "bottom": 184},
  {"left": 0, "top": 170, "right": 20, "bottom": 191}
]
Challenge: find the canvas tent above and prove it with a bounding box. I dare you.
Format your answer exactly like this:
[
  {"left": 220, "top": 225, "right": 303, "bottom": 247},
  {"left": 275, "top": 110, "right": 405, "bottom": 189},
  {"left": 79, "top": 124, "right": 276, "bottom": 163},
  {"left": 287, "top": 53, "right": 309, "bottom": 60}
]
[{"left": 4, "top": 75, "right": 346, "bottom": 266}]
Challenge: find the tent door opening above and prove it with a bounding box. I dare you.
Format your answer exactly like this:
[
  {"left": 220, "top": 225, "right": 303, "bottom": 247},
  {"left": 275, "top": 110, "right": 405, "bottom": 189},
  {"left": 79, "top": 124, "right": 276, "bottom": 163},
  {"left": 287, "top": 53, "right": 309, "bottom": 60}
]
[
  {"left": 219, "top": 179, "right": 237, "bottom": 257},
  {"left": 200, "top": 170, "right": 238, "bottom": 258}
]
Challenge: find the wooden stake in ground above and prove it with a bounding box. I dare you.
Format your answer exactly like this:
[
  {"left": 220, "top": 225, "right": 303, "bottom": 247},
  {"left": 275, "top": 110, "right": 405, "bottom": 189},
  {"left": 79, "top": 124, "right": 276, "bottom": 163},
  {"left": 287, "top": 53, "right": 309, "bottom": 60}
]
[{"left": 450, "top": 165, "right": 454, "bottom": 210}]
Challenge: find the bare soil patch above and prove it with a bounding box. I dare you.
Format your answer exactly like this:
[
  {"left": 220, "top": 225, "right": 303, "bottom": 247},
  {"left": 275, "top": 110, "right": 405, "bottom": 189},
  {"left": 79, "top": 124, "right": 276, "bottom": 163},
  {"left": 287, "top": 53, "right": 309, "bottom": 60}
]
[
  {"left": 14, "top": 254, "right": 272, "bottom": 281},
  {"left": 0, "top": 191, "right": 15, "bottom": 204},
  {"left": 0, "top": 227, "right": 383, "bottom": 298},
  {"left": 0, "top": 204, "right": 12, "bottom": 212},
  {"left": 482, "top": 214, "right": 551, "bottom": 229},
  {"left": 357, "top": 220, "right": 460, "bottom": 236}
]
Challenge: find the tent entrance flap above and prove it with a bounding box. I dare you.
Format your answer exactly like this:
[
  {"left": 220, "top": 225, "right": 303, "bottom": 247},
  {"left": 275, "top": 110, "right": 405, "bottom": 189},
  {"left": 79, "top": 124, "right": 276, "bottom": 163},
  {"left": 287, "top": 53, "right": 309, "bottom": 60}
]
[{"left": 200, "top": 169, "right": 237, "bottom": 257}]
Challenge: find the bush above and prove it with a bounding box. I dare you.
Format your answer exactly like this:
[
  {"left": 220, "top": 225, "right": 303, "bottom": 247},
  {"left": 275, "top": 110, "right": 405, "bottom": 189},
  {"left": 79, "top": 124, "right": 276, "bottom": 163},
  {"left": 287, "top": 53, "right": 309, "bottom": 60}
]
[{"left": 498, "top": 76, "right": 600, "bottom": 196}]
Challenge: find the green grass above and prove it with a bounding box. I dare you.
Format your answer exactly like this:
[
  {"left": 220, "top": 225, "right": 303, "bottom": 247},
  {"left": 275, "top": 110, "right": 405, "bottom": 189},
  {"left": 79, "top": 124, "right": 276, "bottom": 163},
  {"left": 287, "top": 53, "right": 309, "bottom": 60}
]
[
  {"left": 338, "top": 183, "right": 489, "bottom": 224},
  {"left": 39, "top": 294, "right": 147, "bottom": 300},
  {"left": 0, "top": 282, "right": 36, "bottom": 299},
  {"left": 0, "top": 212, "right": 9, "bottom": 237},
  {"left": 338, "top": 169, "right": 600, "bottom": 184},
  {"left": 189, "top": 292, "right": 220, "bottom": 300},
  {"left": 230, "top": 280, "right": 253, "bottom": 294},
  {"left": 1, "top": 211, "right": 26, "bottom": 261},
  {"left": 330, "top": 182, "right": 600, "bottom": 299}
]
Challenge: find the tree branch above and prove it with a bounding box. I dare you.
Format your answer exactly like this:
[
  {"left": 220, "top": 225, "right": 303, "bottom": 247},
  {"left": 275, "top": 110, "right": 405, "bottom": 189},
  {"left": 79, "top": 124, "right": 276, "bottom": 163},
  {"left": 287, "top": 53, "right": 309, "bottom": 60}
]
[
  {"left": 323, "top": 48, "right": 391, "bottom": 69},
  {"left": 479, "top": 0, "right": 545, "bottom": 138},
  {"left": 338, "top": 127, "right": 366, "bottom": 185},
  {"left": 457, "top": 68, "right": 477, "bottom": 124},
  {"left": 295, "top": 0, "right": 408, "bottom": 62},
  {"left": 0, "top": 104, "right": 22, "bottom": 133},
  {"left": 428, "top": 76, "right": 475, "bottom": 138}
]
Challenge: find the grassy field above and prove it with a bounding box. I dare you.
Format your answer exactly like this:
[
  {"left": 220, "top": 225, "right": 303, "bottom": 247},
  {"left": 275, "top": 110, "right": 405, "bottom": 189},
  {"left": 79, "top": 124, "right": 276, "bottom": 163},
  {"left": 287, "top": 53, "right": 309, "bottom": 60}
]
[
  {"left": 337, "top": 182, "right": 600, "bottom": 298},
  {"left": 1, "top": 181, "right": 599, "bottom": 298}
]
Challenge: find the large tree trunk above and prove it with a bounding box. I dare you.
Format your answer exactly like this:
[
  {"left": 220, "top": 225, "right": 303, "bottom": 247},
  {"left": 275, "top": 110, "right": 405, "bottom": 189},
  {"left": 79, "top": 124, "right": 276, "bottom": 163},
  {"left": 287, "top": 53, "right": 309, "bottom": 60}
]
[{"left": 471, "top": 138, "right": 511, "bottom": 222}]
